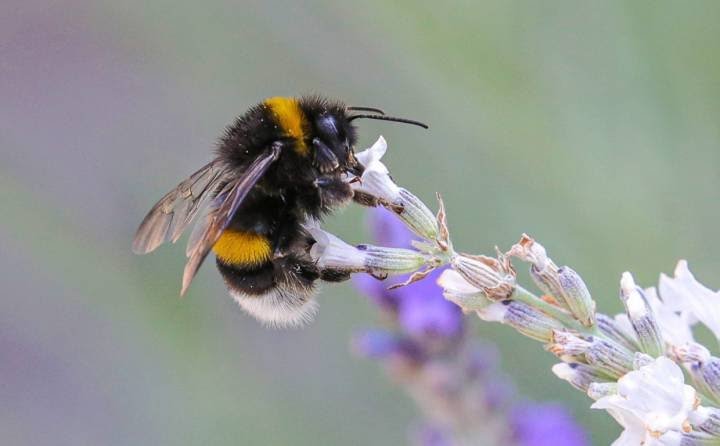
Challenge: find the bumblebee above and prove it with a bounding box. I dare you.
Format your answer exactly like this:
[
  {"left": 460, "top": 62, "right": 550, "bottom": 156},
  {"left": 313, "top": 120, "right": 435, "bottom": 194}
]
[{"left": 133, "top": 96, "right": 426, "bottom": 327}]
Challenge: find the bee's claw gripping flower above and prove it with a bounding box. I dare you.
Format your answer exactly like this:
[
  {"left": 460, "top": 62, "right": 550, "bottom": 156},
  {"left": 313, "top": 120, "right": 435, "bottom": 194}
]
[{"left": 352, "top": 136, "right": 440, "bottom": 241}]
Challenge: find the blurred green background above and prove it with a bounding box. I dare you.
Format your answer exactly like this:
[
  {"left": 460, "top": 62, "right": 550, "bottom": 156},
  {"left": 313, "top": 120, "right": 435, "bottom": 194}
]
[{"left": 2, "top": 1, "right": 719, "bottom": 444}]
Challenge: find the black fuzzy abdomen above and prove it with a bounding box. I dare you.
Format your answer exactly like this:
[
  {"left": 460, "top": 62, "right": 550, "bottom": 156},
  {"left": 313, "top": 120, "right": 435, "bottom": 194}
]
[{"left": 216, "top": 253, "right": 320, "bottom": 296}]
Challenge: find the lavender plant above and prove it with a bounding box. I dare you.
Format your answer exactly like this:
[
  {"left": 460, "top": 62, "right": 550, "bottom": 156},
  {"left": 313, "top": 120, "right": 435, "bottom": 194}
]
[
  {"left": 352, "top": 207, "right": 588, "bottom": 446},
  {"left": 311, "top": 136, "right": 720, "bottom": 445}
]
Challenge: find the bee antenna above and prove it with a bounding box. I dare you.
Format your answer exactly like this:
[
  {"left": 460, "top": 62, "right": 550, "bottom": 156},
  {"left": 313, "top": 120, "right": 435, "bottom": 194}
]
[
  {"left": 347, "top": 106, "right": 386, "bottom": 115},
  {"left": 348, "top": 114, "right": 429, "bottom": 129}
]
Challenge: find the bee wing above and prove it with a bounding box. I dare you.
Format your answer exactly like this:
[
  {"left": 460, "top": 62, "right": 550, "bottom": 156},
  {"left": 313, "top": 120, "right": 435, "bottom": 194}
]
[
  {"left": 181, "top": 144, "right": 282, "bottom": 295},
  {"left": 132, "top": 159, "right": 227, "bottom": 255}
]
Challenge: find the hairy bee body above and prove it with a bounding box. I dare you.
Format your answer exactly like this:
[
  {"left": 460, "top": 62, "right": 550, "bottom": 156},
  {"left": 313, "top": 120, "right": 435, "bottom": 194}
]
[
  {"left": 217, "top": 97, "right": 357, "bottom": 213},
  {"left": 133, "top": 95, "right": 425, "bottom": 327},
  {"left": 210, "top": 96, "right": 360, "bottom": 325}
]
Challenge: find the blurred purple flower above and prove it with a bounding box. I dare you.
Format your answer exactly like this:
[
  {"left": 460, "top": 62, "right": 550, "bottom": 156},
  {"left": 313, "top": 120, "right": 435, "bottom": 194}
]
[
  {"left": 369, "top": 205, "right": 416, "bottom": 249},
  {"left": 396, "top": 268, "right": 463, "bottom": 339},
  {"left": 511, "top": 403, "right": 589, "bottom": 446},
  {"left": 411, "top": 424, "right": 452, "bottom": 446},
  {"left": 352, "top": 329, "right": 424, "bottom": 363},
  {"left": 353, "top": 271, "right": 399, "bottom": 312}
]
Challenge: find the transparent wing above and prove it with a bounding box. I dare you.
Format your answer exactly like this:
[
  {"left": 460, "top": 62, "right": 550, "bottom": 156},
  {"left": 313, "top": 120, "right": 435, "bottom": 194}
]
[
  {"left": 132, "top": 159, "right": 227, "bottom": 255},
  {"left": 181, "top": 144, "right": 281, "bottom": 295}
]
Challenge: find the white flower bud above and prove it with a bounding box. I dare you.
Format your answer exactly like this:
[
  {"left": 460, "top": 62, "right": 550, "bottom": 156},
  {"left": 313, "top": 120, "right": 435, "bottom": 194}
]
[
  {"left": 360, "top": 244, "right": 428, "bottom": 276},
  {"left": 549, "top": 331, "right": 592, "bottom": 361},
  {"left": 584, "top": 339, "right": 634, "bottom": 379},
  {"left": 503, "top": 301, "right": 564, "bottom": 342},
  {"left": 437, "top": 269, "right": 493, "bottom": 312},
  {"left": 508, "top": 235, "right": 574, "bottom": 312},
  {"left": 450, "top": 254, "right": 515, "bottom": 301},
  {"left": 308, "top": 228, "right": 426, "bottom": 277},
  {"left": 552, "top": 362, "right": 608, "bottom": 392},
  {"left": 549, "top": 332, "right": 634, "bottom": 378},
  {"left": 695, "top": 357, "right": 720, "bottom": 405},
  {"left": 620, "top": 272, "right": 664, "bottom": 357},
  {"left": 695, "top": 407, "right": 720, "bottom": 437},
  {"left": 671, "top": 342, "right": 711, "bottom": 364},
  {"left": 595, "top": 313, "right": 641, "bottom": 352},
  {"left": 557, "top": 267, "right": 596, "bottom": 327}
]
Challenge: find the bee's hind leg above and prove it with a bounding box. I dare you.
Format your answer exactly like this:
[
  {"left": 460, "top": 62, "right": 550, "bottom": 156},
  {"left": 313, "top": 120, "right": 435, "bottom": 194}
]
[{"left": 319, "top": 268, "right": 351, "bottom": 283}]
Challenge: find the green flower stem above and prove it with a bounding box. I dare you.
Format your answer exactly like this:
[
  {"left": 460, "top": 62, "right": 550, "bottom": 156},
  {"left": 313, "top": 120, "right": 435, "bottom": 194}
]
[{"left": 512, "top": 285, "right": 585, "bottom": 332}]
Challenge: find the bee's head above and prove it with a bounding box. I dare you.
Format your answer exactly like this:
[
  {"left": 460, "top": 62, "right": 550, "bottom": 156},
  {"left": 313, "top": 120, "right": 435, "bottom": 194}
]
[
  {"left": 301, "top": 97, "right": 427, "bottom": 175},
  {"left": 309, "top": 109, "right": 360, "bottom": 174}
]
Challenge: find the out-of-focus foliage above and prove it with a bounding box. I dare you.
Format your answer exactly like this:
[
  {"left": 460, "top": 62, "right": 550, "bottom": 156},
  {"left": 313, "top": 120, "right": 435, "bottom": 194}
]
[{"left": 1, "top": 1, "right": 719, "bottom": 444}]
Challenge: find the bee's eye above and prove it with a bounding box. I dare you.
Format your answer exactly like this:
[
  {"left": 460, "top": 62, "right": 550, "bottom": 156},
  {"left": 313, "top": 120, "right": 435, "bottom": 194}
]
[{"left": 317, "top": 115, "right": 340, "bottom": 139}]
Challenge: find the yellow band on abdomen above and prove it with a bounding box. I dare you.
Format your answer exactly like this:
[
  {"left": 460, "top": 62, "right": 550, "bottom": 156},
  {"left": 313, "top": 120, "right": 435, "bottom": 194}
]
[
  {"left": 213, "top": 230, "right": 272, "bottom": 266},
  {"left": 264, "top": 96, "right": 309, "bottom": 156}
]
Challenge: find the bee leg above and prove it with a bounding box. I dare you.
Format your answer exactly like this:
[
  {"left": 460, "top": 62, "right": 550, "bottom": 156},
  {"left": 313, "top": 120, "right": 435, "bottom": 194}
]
[
  {"left": 312, "top": 138, "right": 339, "bottom": 173},
  {"left": 319, "top": 268, "right": 351, "bottom": 283},
  {"left": 268, "top": 205, "right": 295, "bottom": 257},
  {"left": 352, "top": 190, "right": 380, "bottom": 207},
  {"left": 315, "top": 176, "right": 353, "bottom": 210}
]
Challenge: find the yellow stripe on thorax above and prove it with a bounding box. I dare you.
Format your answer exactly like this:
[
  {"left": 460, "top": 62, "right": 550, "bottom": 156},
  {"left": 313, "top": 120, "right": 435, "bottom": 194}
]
[
  {"left": 264, "top": 96, "right": 309, "bottom": 156},
  {"left": 213, "top": 230, "right": 272, "bottom": 266}
]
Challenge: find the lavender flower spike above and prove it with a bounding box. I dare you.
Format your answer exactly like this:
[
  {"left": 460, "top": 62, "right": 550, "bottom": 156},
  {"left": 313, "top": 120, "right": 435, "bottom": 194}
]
[
  {"left": 353, "top": 206, "right": 587, "bottom": 446},
  {"left": 327, "top": 136, "right": 720, "bottom": 446}
]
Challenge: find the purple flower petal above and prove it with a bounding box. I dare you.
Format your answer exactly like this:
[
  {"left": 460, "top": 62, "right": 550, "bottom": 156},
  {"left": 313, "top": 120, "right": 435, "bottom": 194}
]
[
  {"left": 397, "top": 268, "right": 464, "bottom": 339},
  {"left": 368, "top": 206, "right": 415, "bottom": 249},
  {"left": 511, "top": 403, "right": 588, "bottom": 446}
]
